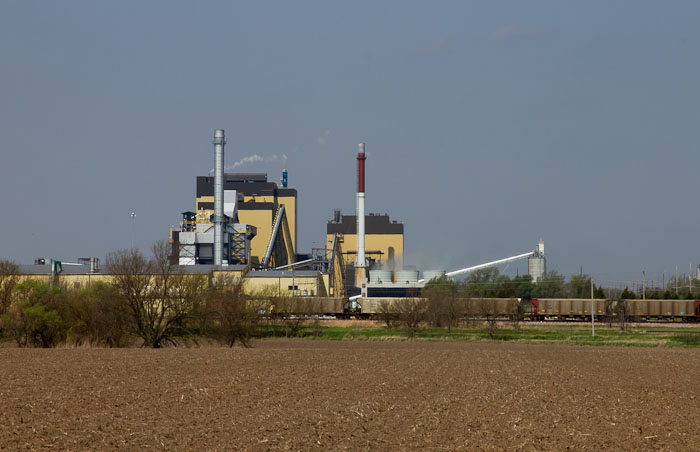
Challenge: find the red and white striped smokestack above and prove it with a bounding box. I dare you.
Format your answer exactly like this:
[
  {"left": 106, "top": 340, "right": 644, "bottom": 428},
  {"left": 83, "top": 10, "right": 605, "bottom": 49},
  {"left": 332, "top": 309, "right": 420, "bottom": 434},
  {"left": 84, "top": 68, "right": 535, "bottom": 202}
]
[{"left": 355, "top": 143, "right": 367, "bottom": 282}]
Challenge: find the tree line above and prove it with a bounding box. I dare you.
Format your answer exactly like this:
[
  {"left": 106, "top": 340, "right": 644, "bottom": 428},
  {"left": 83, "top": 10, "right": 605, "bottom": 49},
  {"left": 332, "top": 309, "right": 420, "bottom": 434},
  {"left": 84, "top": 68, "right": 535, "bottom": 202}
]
[
  {"left": 437, "top": 267, "right": 700, "bottom": 300},
  {"left": 2, "top": 246, "right": 698, "bottom": 347},
  {"left": 375, "top": 267, "right": 700, "bottom": 339},
  {"left": 0, "top": 241, "right": 273, "bottom": 348},
  {"left": 435, "top": 267, "right": 606, "bottom": 300},
  {"left": 377, "top": 274, "right": 527, "bottom": 340}
]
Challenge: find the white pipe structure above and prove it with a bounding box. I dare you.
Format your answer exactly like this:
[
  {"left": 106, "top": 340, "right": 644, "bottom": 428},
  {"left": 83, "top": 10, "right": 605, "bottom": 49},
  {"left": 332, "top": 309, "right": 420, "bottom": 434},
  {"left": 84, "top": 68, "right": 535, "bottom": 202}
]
[
  {"left": 354, "top": 143, "right": 367, "bottom": 282},
  {"left": 418, "top": 251, "right": 536, "bottom": 283},
  {"left": 274, "top": 258, "right": 314, "bottom": 270},
  {"left": 213, "top": 129, "right": 226, "bottom": 266}
]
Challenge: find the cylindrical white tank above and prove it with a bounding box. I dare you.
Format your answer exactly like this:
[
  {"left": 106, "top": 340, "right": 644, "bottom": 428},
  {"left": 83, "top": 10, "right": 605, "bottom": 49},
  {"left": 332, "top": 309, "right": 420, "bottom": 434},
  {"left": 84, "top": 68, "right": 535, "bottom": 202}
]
[
  {"left": 395, "top": 270, "right": 419, "bottom": 284},
  {"left": 422, "top": 270, "right": 446, "bottom": 282},
  {"left": 369, "top": 270, "right": 393, "bottom": 284},
  {"left": 528, "top": 256, "right": 546, "bottom": 282}
]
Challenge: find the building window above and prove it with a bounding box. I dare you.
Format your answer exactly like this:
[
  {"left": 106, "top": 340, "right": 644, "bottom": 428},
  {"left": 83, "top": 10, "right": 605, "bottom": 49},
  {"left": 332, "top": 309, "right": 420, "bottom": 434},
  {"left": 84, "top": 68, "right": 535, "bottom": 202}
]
[{"left": 288, "top": 285, "right": 298, "bottom": 291}]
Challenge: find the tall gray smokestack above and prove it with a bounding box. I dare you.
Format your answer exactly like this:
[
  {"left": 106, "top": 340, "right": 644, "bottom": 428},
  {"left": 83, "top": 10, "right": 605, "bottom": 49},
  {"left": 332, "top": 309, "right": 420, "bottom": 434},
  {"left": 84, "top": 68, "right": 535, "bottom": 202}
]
[{"left": 213, "top": 129, "right": 226, "bottom": 266}]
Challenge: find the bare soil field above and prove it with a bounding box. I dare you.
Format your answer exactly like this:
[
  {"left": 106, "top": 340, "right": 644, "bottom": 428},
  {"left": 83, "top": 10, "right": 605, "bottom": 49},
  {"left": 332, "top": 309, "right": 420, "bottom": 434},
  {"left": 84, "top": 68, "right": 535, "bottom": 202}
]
[{"left": 1, "top": 341, "right": 699, "bottom": 451}]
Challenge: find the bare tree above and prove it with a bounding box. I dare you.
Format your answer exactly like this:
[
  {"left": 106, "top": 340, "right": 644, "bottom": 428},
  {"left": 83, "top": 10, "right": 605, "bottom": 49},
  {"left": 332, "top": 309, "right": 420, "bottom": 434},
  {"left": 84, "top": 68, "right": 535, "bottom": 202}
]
[
  {"left": 430, "top": 295, "right": 465, "bottom": 333},
  {"left": 390, "top": 298, "right": 428, "bottom": 339},
  {"left": 0, "top": 260, "right": 19, "bottom": 316},
  {"left": 616, "top": 299, "right": 629, "bottom": 332},
  {"left": 508, "top": 298, "right": 526, "bottom": 330},
  {"left": 605, "top": 299, "right": 615, "bottom": 327},
  {"left": 271, "top": 295, "right": 308, "bottom": 338},
  {"left": 424, "top": 278, "right": 462, "bottom": 334},
  {"left": 206, "top": 275, "right": 262, "bottom": 347},
  {"left": 377, "top": 299, "right": 400, "bottom": 328},
  {"left": 462, "top": 298, "right": 479, "bottom": 328},
  {"left": 106, "top": 241, "right": 206, "bottom": 348},
  {"left": 475, "top": 298, "right": 500, "bottom": 339}
]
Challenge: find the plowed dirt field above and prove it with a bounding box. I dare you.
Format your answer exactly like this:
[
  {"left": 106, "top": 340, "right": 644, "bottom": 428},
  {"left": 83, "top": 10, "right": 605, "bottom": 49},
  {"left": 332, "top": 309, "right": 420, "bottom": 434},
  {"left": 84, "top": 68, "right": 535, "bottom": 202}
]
[{"left": 1, "top": 341, "right": 699, "bottom": 451}]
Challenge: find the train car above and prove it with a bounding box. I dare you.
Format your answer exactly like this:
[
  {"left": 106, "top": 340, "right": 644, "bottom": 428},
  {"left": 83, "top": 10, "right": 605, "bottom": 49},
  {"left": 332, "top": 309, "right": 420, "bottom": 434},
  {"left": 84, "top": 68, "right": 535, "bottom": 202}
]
[
  {"left": 357, "top": 297, "right": 389, "bottom": 316},
  {"left": 621, "top": 299, "right": 700, "bottom": 322},
  {"left": 467, "top": 298, "right": 522, "bottom": 317},
  {"left": 268, "top": 297, "right": 344, "bottom": 316},
  {"left": 533, "top": 298, "right": 700, "bottom": 322},
  {"left": 358, "top": 297, "right": 522, "bottom": 318},
  {"left": 268, "top": 296, "right": 700, "bottom": 322},
  {"left": 531, "top": 298, "right": 607, "bottom": 320}
]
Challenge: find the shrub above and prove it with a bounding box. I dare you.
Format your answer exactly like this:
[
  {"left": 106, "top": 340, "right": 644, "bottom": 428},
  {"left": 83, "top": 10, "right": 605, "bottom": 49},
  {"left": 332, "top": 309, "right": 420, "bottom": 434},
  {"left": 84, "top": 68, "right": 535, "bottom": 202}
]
[
  {"left": 62, "top": 283, "right": 133, "bottom": 347},
  {"left": 1, "top": 280, "right": 63, "bottom": 347},
  {"left": 205, "top": 277, "right": 263, "bottom": 347}
]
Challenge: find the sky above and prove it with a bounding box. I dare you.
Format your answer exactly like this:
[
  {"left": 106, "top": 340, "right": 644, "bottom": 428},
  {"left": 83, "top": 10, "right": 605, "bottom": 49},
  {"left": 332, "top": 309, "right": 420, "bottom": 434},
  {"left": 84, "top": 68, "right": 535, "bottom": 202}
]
[{"left": 1, "top": 1, "right": 699, "bottom": 288}]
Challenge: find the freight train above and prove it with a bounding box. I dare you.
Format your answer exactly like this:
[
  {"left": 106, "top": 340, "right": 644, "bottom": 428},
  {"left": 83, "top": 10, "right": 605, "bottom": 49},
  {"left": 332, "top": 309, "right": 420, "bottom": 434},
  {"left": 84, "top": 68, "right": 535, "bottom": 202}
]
[
  {"left": 268, "top": 297, "right": 700, "bottom": 322},
  {"left": 532, "top": 298, "right": 700, "bottom": 322}
]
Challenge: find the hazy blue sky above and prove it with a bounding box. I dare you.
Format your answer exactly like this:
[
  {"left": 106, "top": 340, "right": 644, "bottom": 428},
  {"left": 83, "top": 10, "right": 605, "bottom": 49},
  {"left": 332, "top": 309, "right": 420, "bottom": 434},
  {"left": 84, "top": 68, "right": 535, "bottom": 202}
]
[{"left": 2, "top": 1, "right": 699, "bottom": 287}]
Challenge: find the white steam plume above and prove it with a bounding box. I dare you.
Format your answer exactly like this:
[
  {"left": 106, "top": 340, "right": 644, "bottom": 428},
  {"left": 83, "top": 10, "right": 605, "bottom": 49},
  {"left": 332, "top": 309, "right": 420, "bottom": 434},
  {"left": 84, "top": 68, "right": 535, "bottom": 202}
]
[{"left": 209, "top": 154, "right": 287, "bottom": 174}]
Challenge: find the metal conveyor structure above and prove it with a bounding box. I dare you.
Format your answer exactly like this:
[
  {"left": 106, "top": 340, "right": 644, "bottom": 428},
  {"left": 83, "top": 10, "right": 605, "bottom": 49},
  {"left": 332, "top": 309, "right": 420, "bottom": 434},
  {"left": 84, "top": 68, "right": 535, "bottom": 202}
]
[{"left": 418, "top": 251, "right": 536, "bottom": 283}]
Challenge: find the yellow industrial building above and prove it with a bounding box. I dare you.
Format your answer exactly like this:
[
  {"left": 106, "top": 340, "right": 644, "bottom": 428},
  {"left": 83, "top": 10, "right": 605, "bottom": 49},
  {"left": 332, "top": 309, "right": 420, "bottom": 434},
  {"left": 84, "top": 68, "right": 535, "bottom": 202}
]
[
  {"left": 16, "top": 173, "right": 401, "bottom": 301},
  {"left": 171, "top": 173, "right": 297, "bottom": 267},
  {"left": 195, "top": 173, "right": 297, "bottom": 264},
  {"left": 16, "top": 265, "right": 328, "bottom": 298},
  {"left": 326, "top": 212, "right": 404, "bottom": 273}
]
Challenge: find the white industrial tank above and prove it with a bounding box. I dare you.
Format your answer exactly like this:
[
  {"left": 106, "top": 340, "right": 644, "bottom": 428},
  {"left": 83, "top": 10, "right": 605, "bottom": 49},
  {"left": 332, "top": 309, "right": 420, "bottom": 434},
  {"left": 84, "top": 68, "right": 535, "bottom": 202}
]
[
  {"left": 369, "top": 270, "right": 393, "bottom": 284},
  {"left": 395, "top": 270, "right": 419, "bottom": 284}
]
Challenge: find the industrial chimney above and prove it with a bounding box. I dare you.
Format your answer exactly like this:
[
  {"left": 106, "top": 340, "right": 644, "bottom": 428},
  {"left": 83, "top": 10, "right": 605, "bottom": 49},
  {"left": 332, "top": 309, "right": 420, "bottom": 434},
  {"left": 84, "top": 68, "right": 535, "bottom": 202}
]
[
  {"left": 213, "top": 129, "right": 226, "bottom": 266},
  {"left": 355, "top": 143, "right": 367, "bottom": 284}
]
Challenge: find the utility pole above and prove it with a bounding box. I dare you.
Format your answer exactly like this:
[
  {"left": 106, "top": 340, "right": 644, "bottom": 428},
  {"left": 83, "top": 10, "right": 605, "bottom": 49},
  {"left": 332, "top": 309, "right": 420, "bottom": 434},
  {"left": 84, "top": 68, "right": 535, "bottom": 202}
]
[
  {"left": 690, "top": 263, "right": 693, "bottom": 294},
  {"left": 676, "top": 265, "right": 679, "bottom": 296},
  {"left": 663, "top": 271, "right": 666, "bottom": 293},
  {"left": 642, "top": 270, "right": 646, "bottom": 300},
  {"left": 130, "top": 212, "right": 136, "bottom": 249},
  {"left": 590, "top": 277, "right": 595, "bottom": 337}
]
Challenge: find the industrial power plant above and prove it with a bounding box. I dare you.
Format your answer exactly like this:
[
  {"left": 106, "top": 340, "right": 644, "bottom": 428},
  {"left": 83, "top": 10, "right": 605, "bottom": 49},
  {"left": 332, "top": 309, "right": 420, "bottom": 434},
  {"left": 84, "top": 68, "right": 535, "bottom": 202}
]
[
  {"left": 21, "top": 129, "right": 547, "bottom": 309},
  {"left": 166, "top": 129, "right": 547, "bottom": 299}
]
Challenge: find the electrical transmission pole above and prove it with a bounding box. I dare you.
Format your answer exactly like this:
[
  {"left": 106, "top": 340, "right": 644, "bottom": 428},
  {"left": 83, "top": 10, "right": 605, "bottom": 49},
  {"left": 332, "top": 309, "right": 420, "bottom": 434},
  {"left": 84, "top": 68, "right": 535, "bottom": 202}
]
[
  {"left": 676, "top": 265, "right": 679, "bottom": 296},
  {"left": 590, "top": 277, "right": 595, "bottom": 338}
]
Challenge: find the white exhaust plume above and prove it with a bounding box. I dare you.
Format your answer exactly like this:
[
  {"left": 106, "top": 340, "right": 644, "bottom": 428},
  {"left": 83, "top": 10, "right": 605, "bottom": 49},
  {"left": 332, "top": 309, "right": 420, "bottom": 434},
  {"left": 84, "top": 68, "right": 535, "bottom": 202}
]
[{"left": 208, "top": 154, "right": 287, "bottom": 174}]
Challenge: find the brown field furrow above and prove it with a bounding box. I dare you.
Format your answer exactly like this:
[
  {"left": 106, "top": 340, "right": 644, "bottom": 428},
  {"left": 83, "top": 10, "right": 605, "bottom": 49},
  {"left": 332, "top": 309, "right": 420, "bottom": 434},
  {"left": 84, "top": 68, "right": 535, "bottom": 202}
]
[{"left": 1, "top": 341, "right": 699, "bottom": 451}]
